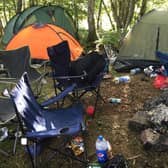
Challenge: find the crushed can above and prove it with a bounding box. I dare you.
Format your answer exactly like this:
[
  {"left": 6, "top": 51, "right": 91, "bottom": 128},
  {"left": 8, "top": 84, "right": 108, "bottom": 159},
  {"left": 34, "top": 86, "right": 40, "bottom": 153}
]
[
  {"left": 113, "top": 76, "right": 130, "bottom": 84},
  {"left": 68, "top": 136, "right": 84, "bottom": 156}
]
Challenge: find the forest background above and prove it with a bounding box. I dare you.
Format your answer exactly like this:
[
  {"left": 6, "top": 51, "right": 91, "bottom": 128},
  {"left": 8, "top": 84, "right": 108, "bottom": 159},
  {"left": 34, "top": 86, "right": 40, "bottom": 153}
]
[{"left": 0, "top": 0, "right": 168, "bottom": 51}]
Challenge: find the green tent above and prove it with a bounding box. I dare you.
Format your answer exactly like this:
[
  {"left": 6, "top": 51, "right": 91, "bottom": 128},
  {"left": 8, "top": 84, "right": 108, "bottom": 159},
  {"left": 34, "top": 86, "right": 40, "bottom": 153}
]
[
  {"left": 2, "top": 5, "right": 77, "bottom": 45},
  {"left": 119, "top": 9, "right": 168, "bottom": 61}
]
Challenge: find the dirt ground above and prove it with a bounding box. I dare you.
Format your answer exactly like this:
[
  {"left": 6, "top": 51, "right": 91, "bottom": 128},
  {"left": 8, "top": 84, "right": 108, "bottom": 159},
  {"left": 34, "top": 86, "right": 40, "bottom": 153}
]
[
  {"left": 1, "top": 71, "right": 168, "bottom": 168},
  {"left": 84, "top": 72, "right": 168, "bottom": 168}
]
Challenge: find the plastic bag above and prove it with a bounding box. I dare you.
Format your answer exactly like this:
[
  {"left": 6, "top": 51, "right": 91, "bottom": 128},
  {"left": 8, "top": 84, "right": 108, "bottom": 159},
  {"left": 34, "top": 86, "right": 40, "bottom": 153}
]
[
  {"left": 103, "top": 154, "right": 129, "bottom": 168},
  {"left": 153, "top": 75, "right": 168, "bottom": 89}
]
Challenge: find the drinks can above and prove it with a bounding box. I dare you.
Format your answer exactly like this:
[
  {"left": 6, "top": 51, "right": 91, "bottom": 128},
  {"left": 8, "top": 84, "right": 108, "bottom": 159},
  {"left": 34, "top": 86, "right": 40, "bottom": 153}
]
[{"left": 114, "top": 76, "right": 130, "bottom": 84}]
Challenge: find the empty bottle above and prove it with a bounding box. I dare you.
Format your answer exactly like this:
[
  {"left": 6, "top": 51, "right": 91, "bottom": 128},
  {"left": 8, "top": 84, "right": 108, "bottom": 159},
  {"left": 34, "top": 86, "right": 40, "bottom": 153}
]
[
  {"left": 130, "top": 68, "right": 141, "bottom": 75},
  {"left": 108, "top": 97, "right": 121, "bottom": 103},
  {"left": 113, "top": 76, "right": 130, "bottom": 84},
  {"left": 96, "top": 135, "right": 108, "bottom": 163}
]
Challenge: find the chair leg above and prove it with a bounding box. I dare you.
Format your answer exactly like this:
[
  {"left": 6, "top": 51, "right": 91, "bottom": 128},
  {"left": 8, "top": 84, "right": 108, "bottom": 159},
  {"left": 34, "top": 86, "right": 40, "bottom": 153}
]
[
  {"left": 26, "top": 144, "right": 36, "bottom": 168},
  {"left": 13, "top": 124, "right": 20, "bottom": 155},
  {"left": 92, "top": 86, "right": 105, "bottom": 118}
]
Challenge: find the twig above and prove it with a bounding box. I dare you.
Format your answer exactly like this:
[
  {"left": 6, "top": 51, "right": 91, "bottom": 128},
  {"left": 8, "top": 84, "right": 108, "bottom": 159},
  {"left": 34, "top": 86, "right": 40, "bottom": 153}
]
[
  {"left": 0, "top": 148, "right": 9, "bottom": 156},
  {"left": 127, "top": 154, "right": 141, "bottom": 160}
]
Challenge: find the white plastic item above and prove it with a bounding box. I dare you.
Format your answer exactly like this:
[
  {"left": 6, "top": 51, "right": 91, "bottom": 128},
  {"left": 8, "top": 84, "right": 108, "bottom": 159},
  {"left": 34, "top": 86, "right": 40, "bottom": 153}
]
[
  {"left": 108, "top": 97, "right": 121, "bottom": 103},
  {"left": 96, "top": 135, "right": 108, "bottom": 163},
  {"left": 21, "top": 137, "right": 27, "bottom": 145},
  {"left": 130, "top": 68, "right": 141, "bottom": 75}
]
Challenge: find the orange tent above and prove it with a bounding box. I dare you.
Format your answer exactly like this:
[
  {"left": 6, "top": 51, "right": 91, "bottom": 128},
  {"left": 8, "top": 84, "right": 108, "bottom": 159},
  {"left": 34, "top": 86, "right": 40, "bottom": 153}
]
[{"left": 6, "top": 24, "right": 83, "bottom": 61}]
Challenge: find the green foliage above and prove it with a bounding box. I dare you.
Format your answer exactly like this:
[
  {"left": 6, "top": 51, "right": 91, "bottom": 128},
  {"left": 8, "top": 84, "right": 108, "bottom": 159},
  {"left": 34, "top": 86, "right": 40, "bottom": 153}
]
[
  {"left": 96, "top": 30, "right": 121, "bottom": 49},
  {"left": 78, "top": 28, "right": 92, "bottom": 52}
]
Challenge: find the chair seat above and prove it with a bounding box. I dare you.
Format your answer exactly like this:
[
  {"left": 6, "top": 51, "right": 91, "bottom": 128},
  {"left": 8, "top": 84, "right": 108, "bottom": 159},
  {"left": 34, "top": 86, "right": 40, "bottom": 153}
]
[
  {"left": 26, "top": 103, "right": 84, "bottom": 138},
  {"left": 10, "top": 72, "right": 87, "bottom": 167}
]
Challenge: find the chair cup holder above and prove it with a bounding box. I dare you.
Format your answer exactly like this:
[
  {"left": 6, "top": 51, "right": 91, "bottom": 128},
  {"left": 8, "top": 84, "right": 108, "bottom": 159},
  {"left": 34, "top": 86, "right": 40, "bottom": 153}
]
[{"left": 59, "top": 127, "right": 69, "bottom": 134}]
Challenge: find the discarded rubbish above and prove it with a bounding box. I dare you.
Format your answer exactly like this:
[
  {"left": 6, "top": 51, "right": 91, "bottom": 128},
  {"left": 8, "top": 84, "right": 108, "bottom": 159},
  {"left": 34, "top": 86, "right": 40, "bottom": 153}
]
[
  {"left": 144, "top": 66, "right": 154, "bottom": 76},
  {"left": 108, "top": 98, "right": 121, "bottom": 104},
  {"left": 113, "top": 76, "right": 130, "bottom": 84},
  {"left": 130, "top": 68, "right": 141, "bottom": 75},
  {"left": 68, "top": 136, "right": 84, "bottom": 156},
  {"left": 104, "top": 154, "right": 129, "bottom": 168},
  {"left": 144, "top": 65, "right": 158, "bottom": 77},
  {"left": 86, "top": 105, "right": 95, "bottom": 116},
  {"left": 0, "top": 127, "right": 8, "bottom": 142},
  {"left": 87, "top": 162, "right": 102, "bottom": 168},
  {"left": 96, "top": 135, "right": 108, "bottom": 163},
  {"left": 107, "top": 140, "right": 113, "bottom": 159}
]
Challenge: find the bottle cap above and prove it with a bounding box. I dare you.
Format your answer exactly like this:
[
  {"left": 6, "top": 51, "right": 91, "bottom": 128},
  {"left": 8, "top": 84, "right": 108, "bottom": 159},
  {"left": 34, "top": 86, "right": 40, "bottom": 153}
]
[{"left": 98, "top": 135, "right": 103, "bottom": 141}]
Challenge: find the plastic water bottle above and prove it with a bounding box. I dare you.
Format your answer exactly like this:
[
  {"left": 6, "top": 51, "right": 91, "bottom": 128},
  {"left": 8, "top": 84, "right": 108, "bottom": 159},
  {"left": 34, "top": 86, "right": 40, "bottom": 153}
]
[
  {"left": 113, "top": 76, "right": 130, "bottom": 84},
  {"left": 96, "top": 135, "right": 108, "bottom": 163},
  {"left": 130, "top": 68, "right": 141, "bottom": 75}
]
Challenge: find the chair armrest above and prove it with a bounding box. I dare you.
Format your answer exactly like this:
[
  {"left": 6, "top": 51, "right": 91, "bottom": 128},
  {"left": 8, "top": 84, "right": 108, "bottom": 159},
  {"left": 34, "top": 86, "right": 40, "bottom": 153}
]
[
  {"left": 40, "top": 83, "right": 76, "bottom": 107},
  {"left": 48, "top": 70, "right": 87, "bottom": 80},
  {"left": 0, "top": 78, "right": 18, "bottom": 84}
]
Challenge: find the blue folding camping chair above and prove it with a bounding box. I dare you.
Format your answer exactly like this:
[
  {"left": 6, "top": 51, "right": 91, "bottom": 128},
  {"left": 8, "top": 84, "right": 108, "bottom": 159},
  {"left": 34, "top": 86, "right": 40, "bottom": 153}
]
[
  {"left": 10, "top": 72, "right": 87, "bottom": 168},
  {"left": 155, "top": 51, "right": 168, "bottom": 76},
  {"left": 47, "top": 40, "right": 107, "bottom": 117}
]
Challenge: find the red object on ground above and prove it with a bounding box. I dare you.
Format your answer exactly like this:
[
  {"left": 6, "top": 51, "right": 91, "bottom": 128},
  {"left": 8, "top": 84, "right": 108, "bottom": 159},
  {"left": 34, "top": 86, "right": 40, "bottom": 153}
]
[
  {"left": 153, "top": 74, "right": 168, "bottom": 89},
  {"left": 86, "top": 105, "right": 95, "bottom": 116}
]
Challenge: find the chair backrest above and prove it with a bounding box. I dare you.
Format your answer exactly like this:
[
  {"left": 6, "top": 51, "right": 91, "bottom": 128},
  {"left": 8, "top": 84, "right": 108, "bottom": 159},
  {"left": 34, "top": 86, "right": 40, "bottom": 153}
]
[
  {"left": 156, "top": 51, "right": 168, "bottom": 76},
  {"left": 0, "top": 46, "right": 32, "bottom": 78},
  {"left": 10, "top": 72, "right": 45, "bottom": 132},
  {"left": 47, "top": 40, "right": 71, "bottom": 76},
  {"left": 156, "top": 51, "right": 168, "bottom": 64},
  {"left": 47, "top": 40, "right": 71, "bottom": 86}
]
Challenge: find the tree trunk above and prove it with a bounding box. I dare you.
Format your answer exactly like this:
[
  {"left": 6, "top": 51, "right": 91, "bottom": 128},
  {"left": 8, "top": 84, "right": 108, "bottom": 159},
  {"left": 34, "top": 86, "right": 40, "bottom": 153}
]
[
  {"left": 73, "top": 0, "right": 79, "bottom": 33},
  {"left": 102, "top": 0, "right": 115, "bottom": 30},
  {"left": 29, "top": 0, "right": 35, "bottom": 6},
  {"left": 2, "top": 0, "right": 8, "bottom": 24},
  {"left": 139, "top": 0, "right": 148, "bottom": 17},
  {"left": 125, "top": 0, "right": 135, "bottom": 30},
  {"left": 97, "top": 0, "right": 103, "bottom": 30},
  {"left": 16, "top": 0, "right": 22, "bottom": 14},
  {"left": 110, "top": 0, "right": 138, "bottom": 32},
  {"left": 0, "top": 19, "right": 4, "bottom": 38},
  {"left": 87, "top": 0, "right": 98, "bottom": 44}
]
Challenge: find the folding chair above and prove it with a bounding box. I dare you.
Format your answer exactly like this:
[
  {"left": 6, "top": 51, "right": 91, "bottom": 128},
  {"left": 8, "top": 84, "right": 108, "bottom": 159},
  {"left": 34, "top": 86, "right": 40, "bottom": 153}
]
[
  {"left": 0, "top": 97, "right": 16, "bottom": 156},
  {"left": 156, "top": 51, "right": 168, "bottom": 76},
  {"left": 10, "top": 72, "right": 87, "bottom": 168},
  {"left": 47, "top": 40, "right": 107, "bottom": 116},
  {"left": 0, "top": 46, "right": 47, "bottom": 96}
]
